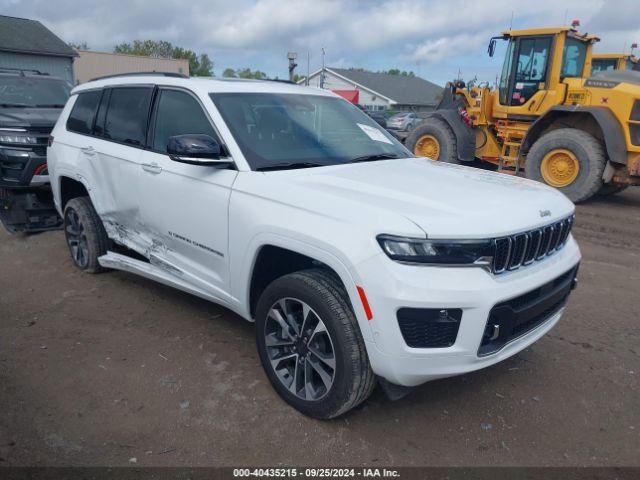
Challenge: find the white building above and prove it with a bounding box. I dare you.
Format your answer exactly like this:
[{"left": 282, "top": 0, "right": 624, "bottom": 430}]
[{"left": 301, "top": 67, "right": 443, "bottom": 112}]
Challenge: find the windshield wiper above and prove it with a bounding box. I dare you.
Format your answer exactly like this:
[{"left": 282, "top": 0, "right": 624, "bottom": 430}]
[
  {"left": 256, "top": 162, "right": 323, "bottom": 171},
  {"left": 0, "top": 103, "right": 30, "bottom": 108},
  {"left": 35, "top": 104, "right": 66, "bottom": 108},
  {"left": 347, "top": 153, "right": 400, "bottom": 163}
]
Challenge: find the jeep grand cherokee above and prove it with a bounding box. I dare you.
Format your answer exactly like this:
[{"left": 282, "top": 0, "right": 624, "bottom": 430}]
[{"left": 47, "top": 74, "right": 581, "bottom": 418}]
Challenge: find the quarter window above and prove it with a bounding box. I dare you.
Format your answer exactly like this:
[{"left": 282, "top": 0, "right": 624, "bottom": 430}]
[
  {"left": 104, "top": 87, "right": 153, "bottom": 146},
  {"left": 67, "top": 90, "right": 101, "bottom": 134},
  {"left": 152, "top": 89, "right": 218, "bottom": 153}
]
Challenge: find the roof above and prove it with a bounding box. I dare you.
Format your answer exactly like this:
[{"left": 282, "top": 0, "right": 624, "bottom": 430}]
[
  {"left": 0, "top": 15, "right": 78, "bottom": 58},
  {"left": 594, "top": 53, "right": 638, "bottom": 62},
  {"left": 316, "top": 67, "right": 443, "bottom": 106},
  {"left": 502, "top": 27, "right": 599, "bottom": 42}
]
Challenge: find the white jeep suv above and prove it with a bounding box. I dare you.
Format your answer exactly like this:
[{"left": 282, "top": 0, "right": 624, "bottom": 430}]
[{"left": 47, "top": 73, "right": 581, "bottom": 418}]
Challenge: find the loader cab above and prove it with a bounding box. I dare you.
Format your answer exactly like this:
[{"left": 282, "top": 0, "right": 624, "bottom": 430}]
[
  {"left": 490, "top": 27, "right": 597, "bottom": 118},
  {"left": 592, "top": 54, "right": 640, "bottom": 74}
]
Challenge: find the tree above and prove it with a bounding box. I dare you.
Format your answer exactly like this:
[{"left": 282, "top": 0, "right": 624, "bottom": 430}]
[
  {"left": 113, "top": 40, "right": 214, "bottom": 76},
  {"left": 292, "top": 73, "right": 306, "bottom": 83},
  {"left": 223, "top": 67, "right": 271, "bottom": 80},
  {"left": 382, "top": 69, "right": 415, "bottom": 77},
  {"left": 243, "top": 68, "right": 267, "bottom": 79},
  {"left": 69, "top": 41, "right": 89, "bottom": 50}
]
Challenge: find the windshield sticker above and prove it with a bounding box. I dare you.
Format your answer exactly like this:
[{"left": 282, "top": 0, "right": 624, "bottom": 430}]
[{"left": 357, "top": 123, "right": 393, "bottom": 144}]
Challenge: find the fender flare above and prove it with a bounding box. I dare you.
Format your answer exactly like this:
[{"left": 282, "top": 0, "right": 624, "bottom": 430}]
[
  {"left": 425, "top": 109, "right": 476, "bottom": 162},
  {"left": 239, "top": 232, "right": 375, "bottom": 343},
  {"left": 521, "top": 106, "right": 627, "bottom": 165}
]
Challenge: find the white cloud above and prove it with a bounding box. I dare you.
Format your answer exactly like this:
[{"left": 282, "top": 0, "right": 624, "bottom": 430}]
[{"left": 0, "top": 0, "right": 636, "bottom": 83}]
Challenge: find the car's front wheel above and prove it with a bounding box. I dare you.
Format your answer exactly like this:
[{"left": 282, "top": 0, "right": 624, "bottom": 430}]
[{"left": 255, "top": 269, "right": 375, "bottom": 419}]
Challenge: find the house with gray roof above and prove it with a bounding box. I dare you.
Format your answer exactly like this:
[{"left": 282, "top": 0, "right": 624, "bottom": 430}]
[
  {"left": 0, "top": 15, "right": 78, "bottom": 83},
  {"left": 301, "top": 66, "right": 443, "bottom": 113}
]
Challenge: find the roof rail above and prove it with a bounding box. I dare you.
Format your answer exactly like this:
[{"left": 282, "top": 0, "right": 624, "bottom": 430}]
[
  {"left": 89, "top": 71, "right": 189, "bottom": 82},
  {"left": 0, "top": 67, "right": 49, "bottom": 76},
  {"left": 263, "top": 78, "right": 297, "bottom": 85}
]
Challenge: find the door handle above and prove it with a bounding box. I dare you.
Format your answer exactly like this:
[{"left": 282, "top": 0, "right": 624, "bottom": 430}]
[
  {"left": 141, "top": 162, "right": 162, "bottom": 174},
  {"left": 81, "top": 146, "right": 95, "bottom": 156}
]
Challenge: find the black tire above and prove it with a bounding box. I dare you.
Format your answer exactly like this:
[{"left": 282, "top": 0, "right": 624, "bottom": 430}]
[
  {"left": 406, "top": 117, "right": 459, "bottom": 163},
  {"left": 525, "top": 128, "right": 606, "bottom": 203},
  {"left": 597, "top": 184, "right": 628, "bottom": 196},
  {"left": 255, "top": 268, "right": 375, "bottom": 419},
  {"left": 63, "top": 197, "right": 109, "bottom": 273}
]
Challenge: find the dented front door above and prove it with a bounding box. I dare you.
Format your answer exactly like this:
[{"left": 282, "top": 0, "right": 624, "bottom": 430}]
[
  {"left": 136, "top": 149, "right": 237, "bottom": 300},
  {"left": 135, "top": 85, "right": 238, "bottom": 300}
]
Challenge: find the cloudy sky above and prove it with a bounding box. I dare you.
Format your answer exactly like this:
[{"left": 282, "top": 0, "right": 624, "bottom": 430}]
[{"left": 1, "top": 0, "right": 637, "bottom": 85}]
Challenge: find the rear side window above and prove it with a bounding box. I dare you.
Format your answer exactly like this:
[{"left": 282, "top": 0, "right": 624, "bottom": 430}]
[
  {"left": 152, "top": 89, "right": 218, "bottom": 153},
  {"left": 104, "top": 87, "right": 153, "bottom": 146},
  {"left": 67, "top": 90, "right": 102, "bottom": 134}
]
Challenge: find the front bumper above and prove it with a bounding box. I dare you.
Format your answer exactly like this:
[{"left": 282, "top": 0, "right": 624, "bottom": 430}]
[
  {"left": 0, "top": 146, "right": 49, "bottom": 187},
  {"left": 355, "top": 236, "right": 581, "bottom": 387}
]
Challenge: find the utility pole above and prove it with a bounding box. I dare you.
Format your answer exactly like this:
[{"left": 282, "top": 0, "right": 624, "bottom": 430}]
[
  {"left": 287, "top": 52, "right": 298, "bottom": 82},
  {"left": 306, "top": 51, "right": 310, "bottom": 86},
  {"left": 320, "top": 48, "right": 326, "bottom": 88}
]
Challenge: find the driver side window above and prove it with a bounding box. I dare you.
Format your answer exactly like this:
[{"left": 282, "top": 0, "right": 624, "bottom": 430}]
[
  {"left": 511, "top": 37, "right": 552, "bottom": 106},
  {"left": 152, "top": 89, "right": 218, "bottom": 153}
]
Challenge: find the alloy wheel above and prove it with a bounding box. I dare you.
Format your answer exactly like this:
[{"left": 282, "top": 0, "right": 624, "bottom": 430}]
[
  {"left": 264, "top": 297, "right": 336, "bottom": 401},
  {"left": 65, "top": 208, "right": 89, "bottom": 268}
]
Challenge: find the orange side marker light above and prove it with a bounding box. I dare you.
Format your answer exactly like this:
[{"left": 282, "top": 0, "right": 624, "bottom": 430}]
[{"left": 356, "top": 285, "right": 373, "bottom": 321}]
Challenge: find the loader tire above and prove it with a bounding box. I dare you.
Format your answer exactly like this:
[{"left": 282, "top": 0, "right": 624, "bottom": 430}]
[
  {"left": 406, "top": 118, "right": 459, "bottom": 164},
  {"left": 525, "top": 128, "right": 606, "bottom": 203},
  {"left": 597, "top": 184, "right": 628, "bottom": 196}
]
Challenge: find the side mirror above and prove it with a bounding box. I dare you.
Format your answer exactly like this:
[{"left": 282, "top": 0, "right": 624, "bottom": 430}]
[
  {"left": 488, "top": 38, "right": 497, "bottom": 57},
  {"left": 167, "top": 134, "right": 232, "bottom": 167}
]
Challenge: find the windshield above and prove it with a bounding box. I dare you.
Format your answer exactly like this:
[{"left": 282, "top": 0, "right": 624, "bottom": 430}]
[
  {"left": 0, "top": 76, "right": 71, "bottom": 107},
  {"left": 592, "top": 58, "right": 617, "bottom": 74},
  {"left": 210, "top": 93, "right": 408, "bottom": 170}
]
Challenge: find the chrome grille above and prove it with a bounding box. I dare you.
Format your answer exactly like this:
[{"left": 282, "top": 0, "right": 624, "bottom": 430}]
[{"left": 492, "top": 215, "right": 574, "bottom": 274}]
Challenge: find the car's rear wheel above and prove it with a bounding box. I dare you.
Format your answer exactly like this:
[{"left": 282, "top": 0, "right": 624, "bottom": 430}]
[
  {"left": 255, "top": 269, "right": 375, "bottom": 419},
  {"left": 64, "top": 197, "right": 109, "bottom": 273}
]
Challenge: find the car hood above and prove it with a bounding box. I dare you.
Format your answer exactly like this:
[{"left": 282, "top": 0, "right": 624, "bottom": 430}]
[
  {"left": 257, "top": 158, "right": 575, "bottom": 239},
  {"left": 0, "top": 108, "right": 62, "bottom": 128}
]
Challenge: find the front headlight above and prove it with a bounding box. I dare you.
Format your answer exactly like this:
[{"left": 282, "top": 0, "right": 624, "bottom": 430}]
[
  {"left": 377, "top": 234, "right": 494, "bottom": 266},
  {"left": 0, "top": 134, "right": 38, "bottom": 144}
]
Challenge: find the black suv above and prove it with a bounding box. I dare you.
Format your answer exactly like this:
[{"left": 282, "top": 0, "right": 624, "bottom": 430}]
[{"left": 0, "top": 69, "right": 71, "bottom": 232}]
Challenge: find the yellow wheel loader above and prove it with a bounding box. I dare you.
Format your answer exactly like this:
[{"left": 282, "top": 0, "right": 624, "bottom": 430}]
[
  {"left": 406, "top": 26, "right": 640, "bottom": 202},
  {"left": 592, "top": 53, "right": 639, "bottom": 74}
]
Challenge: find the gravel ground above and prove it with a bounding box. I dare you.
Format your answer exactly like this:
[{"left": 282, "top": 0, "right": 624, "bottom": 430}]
[{"left": 0, "top": 189, "right": 639, "bottom": 467}]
